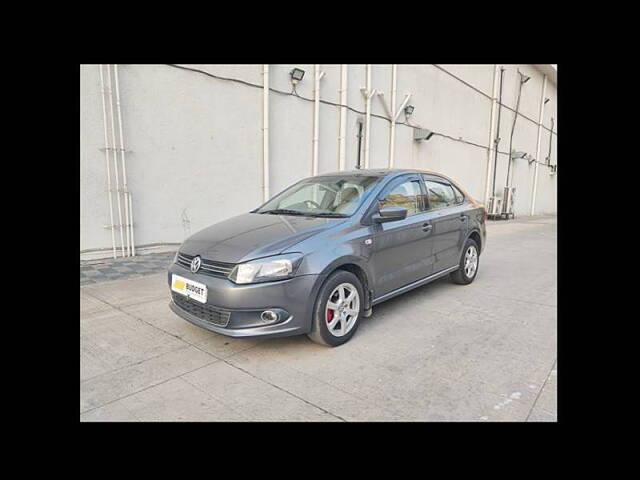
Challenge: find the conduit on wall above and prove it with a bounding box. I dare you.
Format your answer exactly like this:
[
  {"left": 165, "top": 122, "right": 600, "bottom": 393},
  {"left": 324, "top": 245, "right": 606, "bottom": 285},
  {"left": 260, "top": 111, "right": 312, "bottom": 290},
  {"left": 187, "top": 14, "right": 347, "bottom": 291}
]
[
  {"left": 312, "top": 65, "right": 326, "bottom": 176},
  {"left": 389, "top": 65, "right": 398, "bottom": 168},
  {"left": 361, "top": 65, "right": 377, "bottom": 169},
  {"left": 484, "top": 64, "right": 500, "bottom": 205},
  {"left": 104, "top": 65, "right": 127, "bottom": 257},
  {"left": 262, "top": 64, "right": 270, "bottom": 201},
  {"left": 377, "top": 66, "right": 411, "bottom": 169},
  {"left": 338, "top": 64, "right": 348, "bottom": 171},
  {"left": 529, "top": 74, "right": 548, "bottom": 215},
  {"left": 98, "top": 65, "right": 117, "bottom": 259},
  {"left": 114, "top": 64, "right": 135, "bottom": 256},
  {"left": 98, "top": 64, "right": 135, "bottom": 258}
]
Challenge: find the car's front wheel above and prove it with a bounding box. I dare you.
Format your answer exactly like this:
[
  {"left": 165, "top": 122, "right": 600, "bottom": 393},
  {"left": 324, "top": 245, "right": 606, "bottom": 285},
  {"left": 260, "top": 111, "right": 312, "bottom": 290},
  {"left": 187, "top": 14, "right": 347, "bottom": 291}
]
[
  {"left": 307, "top": 270, "right": 363, "bottom": 347},
  {"left": 450, "top": 238, "right": 480, "bottom": 285}
]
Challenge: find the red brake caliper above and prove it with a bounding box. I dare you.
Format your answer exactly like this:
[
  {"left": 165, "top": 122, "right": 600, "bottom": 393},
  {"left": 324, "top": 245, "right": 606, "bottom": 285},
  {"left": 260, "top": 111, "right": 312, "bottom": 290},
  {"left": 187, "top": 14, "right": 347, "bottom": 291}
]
[{"left": 326, "top": 308, "right": 334, "bottom": 323}]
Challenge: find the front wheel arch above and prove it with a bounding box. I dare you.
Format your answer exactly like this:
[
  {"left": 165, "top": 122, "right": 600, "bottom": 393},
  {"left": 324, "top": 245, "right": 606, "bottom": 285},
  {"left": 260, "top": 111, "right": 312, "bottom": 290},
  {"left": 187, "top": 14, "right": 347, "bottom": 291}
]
[{"left": 315, "top": 257, "right": 373, "bottom": 312}]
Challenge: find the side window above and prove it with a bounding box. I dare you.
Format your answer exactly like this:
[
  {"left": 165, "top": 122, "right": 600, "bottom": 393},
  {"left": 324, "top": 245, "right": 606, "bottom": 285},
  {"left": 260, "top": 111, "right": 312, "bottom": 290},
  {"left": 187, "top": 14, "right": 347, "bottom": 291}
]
[
  {"left": 451, "top": 184, "right": 465, "bottom": 204},
  {"left": 378, "top": 179, "right": 424, "bottom": 216},
  {"left": 424, "top": 178, "right": 456, "bottom": 210}
]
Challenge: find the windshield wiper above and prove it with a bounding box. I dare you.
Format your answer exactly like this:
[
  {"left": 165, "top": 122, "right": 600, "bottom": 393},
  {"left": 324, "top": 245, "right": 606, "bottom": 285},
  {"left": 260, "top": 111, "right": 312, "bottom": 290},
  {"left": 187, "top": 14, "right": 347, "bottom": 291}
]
[
  {"left": 308, "top": 212, "right": 348, "bottom": 218},
  {"left": 260, "top": 209, "right": 307, "bottom": 216}
]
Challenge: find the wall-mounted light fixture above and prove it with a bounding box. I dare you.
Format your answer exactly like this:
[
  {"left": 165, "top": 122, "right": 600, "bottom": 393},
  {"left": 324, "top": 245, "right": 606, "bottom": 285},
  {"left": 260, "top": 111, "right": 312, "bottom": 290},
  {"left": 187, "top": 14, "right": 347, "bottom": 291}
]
[
  {"left": 404, "top": 104, "right": 415, "bottom": 117},
  {"left": 511, "top": 150, "right": 528, "bottom": 160},
  {"left": 544, "top": 97, "right": 551, "bottom": 105},
  {"left": 290, "top": 68, "right": 305, "bottom": 85}
]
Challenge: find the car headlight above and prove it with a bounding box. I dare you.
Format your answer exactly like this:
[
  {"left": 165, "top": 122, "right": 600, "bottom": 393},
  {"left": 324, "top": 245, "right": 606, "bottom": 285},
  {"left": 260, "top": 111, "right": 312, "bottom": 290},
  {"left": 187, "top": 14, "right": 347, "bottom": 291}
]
[{"left": 229, "top": 253, "right": 303, "bottom": 284}]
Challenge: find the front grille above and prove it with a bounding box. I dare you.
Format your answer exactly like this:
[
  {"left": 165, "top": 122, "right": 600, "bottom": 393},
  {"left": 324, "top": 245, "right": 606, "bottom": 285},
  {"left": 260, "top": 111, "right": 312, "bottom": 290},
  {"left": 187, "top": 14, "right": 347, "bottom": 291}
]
[
  {"left": 171, "top": 292, "right": 231, "bottom": 327},
  {"left": 176, "top": 252, "right": 235, "bottom": 278}
]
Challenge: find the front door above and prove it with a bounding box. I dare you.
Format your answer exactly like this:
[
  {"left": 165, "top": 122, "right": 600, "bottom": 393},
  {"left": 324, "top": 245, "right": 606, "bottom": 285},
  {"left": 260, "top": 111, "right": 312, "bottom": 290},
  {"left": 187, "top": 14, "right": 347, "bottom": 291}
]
[{"left": 368, "top": 174, "right": 435, "bottom": 298}]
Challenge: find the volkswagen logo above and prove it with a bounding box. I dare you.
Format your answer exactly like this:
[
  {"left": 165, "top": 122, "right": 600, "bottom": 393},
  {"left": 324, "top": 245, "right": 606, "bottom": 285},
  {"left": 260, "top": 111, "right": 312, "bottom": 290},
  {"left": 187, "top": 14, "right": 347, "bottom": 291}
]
[{"left": 190, "top": 256, "right": 202, "bottom": 274}]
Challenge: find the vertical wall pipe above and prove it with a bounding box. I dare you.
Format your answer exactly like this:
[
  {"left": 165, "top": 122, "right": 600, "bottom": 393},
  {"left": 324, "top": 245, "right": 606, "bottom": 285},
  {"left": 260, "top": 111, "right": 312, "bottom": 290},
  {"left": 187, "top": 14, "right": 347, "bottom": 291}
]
[
  {"left": 338, "top": 64, "right": 348, "bottom": 171},
  {"left": 388, "top": 64, "right": 397, "bottom": 168},
  {"left": 128, "top": 192, "right": 135, "bottom": 255},
  {"left": 363, "top": 64, "right": 374, "bottom": 168},
  {"left": 98, "top": 65, "right": 117, "bottom": 259},
  {"left": 506, "top": 70, "right": 527, "bottom": 189},
  {"left": 106, "top": 65, "right": 126, "bottom": 257},
  {"left": 491, "top": 67, "right": 505, "bottom": 198},
  {"left": 113, "top": 64, "right": 133, "bottom": 256},
  {"left": 262, "top": 65, "right": 270, "bottom": 201},
  {"left": 484, "top": 64, "right": 500, "bottom": 205},
  {"left": 530, "top": 74, "right": 548, "bottom": 215},
  {"left": 312, "top": 65, "right": 325, "bottom": 175}
]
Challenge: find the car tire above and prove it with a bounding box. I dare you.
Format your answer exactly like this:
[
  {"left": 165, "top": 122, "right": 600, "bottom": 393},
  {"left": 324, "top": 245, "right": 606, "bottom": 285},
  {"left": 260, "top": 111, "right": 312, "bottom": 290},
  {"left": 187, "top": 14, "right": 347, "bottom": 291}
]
[
  {"left": 450, "top": 238, "right": 480, "bottom": 285},
  {"left": 307, "top": 270, "right": 364, "bottom": 347}
]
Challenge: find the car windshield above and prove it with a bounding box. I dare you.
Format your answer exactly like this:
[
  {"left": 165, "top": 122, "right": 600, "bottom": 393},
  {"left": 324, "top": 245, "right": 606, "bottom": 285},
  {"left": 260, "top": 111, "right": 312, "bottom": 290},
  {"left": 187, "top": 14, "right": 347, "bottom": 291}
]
[{"left": 256, "top": 175, "right": 380, "bottom": 217}]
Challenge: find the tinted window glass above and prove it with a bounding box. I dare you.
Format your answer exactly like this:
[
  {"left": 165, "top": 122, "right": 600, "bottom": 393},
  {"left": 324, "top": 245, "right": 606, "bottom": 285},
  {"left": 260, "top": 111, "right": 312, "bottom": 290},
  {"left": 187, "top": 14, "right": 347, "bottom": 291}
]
[
  {"left": 424, "top": 178, "right": 455, "bottom": 209},
  {"left": 379, "top": 179, "right": 424, "bottom": 216}
]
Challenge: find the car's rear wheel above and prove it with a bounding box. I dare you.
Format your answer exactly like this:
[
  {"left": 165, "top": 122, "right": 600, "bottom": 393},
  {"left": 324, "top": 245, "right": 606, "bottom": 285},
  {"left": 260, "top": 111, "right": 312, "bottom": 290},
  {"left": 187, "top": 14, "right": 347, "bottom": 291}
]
[
  {"left": 450, "top": 238, "right": 480, "bottom": 285},
  {"left": 307, "top": 270, "right": 363, "bottom": 347}
]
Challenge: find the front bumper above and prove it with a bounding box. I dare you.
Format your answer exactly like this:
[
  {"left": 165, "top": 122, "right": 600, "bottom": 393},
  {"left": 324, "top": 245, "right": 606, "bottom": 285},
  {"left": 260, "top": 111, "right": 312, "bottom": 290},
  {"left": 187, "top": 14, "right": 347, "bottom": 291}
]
[{"left": 167, "top": 262, "right": 322, "bottom": 338}]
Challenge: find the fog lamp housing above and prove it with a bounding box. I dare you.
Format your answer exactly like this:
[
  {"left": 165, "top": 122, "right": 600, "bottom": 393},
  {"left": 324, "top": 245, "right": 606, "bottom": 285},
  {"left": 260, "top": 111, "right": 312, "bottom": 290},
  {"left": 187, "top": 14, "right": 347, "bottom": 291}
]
[{"left": 261, "top": 310, "right": 279, "bottom": 324}]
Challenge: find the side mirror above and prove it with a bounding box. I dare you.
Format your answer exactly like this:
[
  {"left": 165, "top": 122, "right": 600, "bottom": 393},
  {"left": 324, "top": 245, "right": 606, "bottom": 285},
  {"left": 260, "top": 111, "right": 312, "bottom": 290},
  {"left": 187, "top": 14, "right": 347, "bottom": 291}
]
[{"left": 373, "top": 206, "right": 408, "bottom": 223}]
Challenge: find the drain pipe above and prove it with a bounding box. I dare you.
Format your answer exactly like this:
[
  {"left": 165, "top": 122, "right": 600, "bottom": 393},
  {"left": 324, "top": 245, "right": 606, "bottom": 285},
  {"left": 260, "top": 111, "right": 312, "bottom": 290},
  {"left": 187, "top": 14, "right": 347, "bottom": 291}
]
[
  {"left": 338, "top": 64, "right": 348, "bottom": 171},
  {"left": 113, "top": 64, "right": 134, "bottom": 256},
  {"left": 389, "top": 64, "right": 397, "bottom": 168},
  {"left": 491, "top": 67, "right": 505, "bottom": 198},
  {"left": 262, "top": 64, "right": 270, "bottom": 201},
  {"left": 98, "top": 65, "right": 117, "bottom": 259},
  {"left": 546, "top": 117, "right": 554, "bottom": 165},
  {"left": 106, "top": 65, "right": 126, "bottom": 257},
  {"left": 484, "top": 64, "right": 500, "bottom": 205},
  {"left": 529, "top": 75, "right": 548, "bottom": 216},
  {"left": 355, "top": 118, "right": 364, "bottom": 169},
  {"left": 379, "top": 91, "right": 411, "bottom": 168},
  {"left": 505, "top": 69, "right": 529, "bottom": 188},
  {"left": 312, "top": 65, "right": 326, "bottom": 176},
  {"left": 361, "top": 65, "right": 377, "bottom": 169}
]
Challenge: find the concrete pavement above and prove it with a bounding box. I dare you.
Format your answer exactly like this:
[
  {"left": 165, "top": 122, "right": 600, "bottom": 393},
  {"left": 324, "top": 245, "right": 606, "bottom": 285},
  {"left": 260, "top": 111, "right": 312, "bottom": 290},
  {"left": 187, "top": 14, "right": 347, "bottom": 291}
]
[{"left": 80, "top": 215, "right": 557, "bottom": 422}]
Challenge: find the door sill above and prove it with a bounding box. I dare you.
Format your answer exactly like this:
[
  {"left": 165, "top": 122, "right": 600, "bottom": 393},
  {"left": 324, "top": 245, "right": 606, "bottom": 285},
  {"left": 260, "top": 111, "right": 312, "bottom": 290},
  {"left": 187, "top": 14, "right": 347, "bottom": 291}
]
[{"left": 372, "top": 265, "right": 459, "bottom": 306}]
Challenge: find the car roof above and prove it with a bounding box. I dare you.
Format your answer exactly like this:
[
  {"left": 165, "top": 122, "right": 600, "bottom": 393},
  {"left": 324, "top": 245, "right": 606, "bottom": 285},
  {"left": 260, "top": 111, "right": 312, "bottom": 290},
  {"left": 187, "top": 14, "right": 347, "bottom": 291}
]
[
  {"left": 315, "top": 168, "right": 472, "bottom": 199},
  {"left": 317, "top": 168, "right": 454, "bottom": 181}
]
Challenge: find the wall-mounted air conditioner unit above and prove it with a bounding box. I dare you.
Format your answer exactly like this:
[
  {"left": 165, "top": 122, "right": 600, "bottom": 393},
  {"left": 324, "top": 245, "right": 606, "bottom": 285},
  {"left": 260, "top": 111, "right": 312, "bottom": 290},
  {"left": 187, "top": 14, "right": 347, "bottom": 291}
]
[
  {"left": 501, "top": 186, "right": 516, "bottom": 219},
  {"left": 487, "top": 196, "right": 502, "bottom": 217}
]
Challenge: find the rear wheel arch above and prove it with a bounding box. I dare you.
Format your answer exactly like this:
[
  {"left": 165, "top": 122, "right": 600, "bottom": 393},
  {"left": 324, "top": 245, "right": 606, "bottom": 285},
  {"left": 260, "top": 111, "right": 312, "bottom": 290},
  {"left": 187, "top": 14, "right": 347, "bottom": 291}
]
[{"left": 467, "top": 229, "right": 482, "bottom": 253}]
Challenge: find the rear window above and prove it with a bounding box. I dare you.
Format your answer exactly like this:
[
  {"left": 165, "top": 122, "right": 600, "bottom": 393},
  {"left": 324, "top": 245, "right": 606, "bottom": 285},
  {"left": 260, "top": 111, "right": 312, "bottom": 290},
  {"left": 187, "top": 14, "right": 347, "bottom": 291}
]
[
  {"left": 423, "top": 177, "right": 456, "bottom": 210},
  {"left": 451, "top": 184, "right": 465, "bottom": 204}
]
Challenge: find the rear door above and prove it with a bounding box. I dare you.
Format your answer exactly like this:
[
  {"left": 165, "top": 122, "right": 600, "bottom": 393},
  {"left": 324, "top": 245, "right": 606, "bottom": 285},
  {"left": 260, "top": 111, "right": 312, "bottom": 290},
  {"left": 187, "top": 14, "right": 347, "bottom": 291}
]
[
  {"left": 422, "top": 175, "right": 469, "bottom": 273},
  {"left": 368, "top": 174, "right": 435, "bottom": 297}
]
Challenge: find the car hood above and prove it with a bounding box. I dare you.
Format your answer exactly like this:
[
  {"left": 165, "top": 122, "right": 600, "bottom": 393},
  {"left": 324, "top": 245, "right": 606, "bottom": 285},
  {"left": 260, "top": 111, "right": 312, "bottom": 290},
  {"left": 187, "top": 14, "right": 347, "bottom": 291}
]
[{"left": 179, "top": 212, "right": 343, "bottom": 263}]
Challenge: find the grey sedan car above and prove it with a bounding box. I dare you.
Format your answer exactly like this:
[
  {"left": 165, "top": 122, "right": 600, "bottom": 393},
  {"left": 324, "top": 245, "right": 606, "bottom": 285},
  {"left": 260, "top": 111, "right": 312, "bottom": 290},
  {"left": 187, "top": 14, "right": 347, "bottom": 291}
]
[{"left": 168, "top": 169, "right": 486, "bottom": 346}]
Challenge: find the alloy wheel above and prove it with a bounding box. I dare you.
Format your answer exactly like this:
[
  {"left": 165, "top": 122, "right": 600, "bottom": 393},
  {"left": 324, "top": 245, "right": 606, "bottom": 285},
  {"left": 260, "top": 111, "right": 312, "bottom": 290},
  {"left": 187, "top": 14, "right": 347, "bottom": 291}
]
[
  {"left": 464, "top": 245, "right": 478, "bottom": 278},
  {"left": 325, "top": 283, "right": 360, "bottom": 337}
]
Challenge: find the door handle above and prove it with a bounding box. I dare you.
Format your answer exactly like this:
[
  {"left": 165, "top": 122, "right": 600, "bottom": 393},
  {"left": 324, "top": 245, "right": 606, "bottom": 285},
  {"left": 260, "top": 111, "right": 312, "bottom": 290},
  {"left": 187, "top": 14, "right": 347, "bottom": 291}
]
[{"left": 422, "top": 223, "right": 432, "bottom": 232}]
